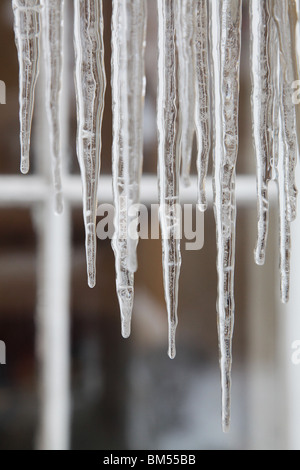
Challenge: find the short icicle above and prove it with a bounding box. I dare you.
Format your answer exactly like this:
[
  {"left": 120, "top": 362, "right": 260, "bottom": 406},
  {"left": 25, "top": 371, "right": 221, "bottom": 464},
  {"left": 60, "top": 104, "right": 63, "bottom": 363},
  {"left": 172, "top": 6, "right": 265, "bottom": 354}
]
[
  {"left": 210, "top": 0, "right": 242, "bottom": 432},
  {"left": 41, "top": 0, "right": 64, "bottom": 214},
  {"left": 250, "top": 0, "right": 273, "bottom": 266},
  {"left": 157, "top": 0, "right": 181, "bottom": 359},
  {"left": 74, "top": 0, "right": 106, "bottom": 288},
  {"left": 12, "top": 0, "right": 42, "bottom": 175}
]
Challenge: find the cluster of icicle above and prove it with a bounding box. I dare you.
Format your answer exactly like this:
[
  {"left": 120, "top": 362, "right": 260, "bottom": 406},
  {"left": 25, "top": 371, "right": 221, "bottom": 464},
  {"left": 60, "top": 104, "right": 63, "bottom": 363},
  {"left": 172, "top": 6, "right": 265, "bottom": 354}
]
[
  {"left": 250, "top": 0, "right": 299, "bottom": 305},
  {"left": 12, "top": 0, "right": 300, "bottom": 432}
]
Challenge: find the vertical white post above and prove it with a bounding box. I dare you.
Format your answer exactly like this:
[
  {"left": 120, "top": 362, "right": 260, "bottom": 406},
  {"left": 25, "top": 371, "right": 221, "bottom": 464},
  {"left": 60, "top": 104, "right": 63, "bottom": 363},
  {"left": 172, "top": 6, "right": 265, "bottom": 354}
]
[
  {"left": 284, "top": 1, "right": 300, "bottom": 450},
  {"left": 245, "top": 202, "right": 286, "bottom": 449},
  {"left": 35, "top": 201, "right": 71, "bottom": 450},
  {"left": 34, "top": 0, "right": 72, "bottom": 450},
  {"left": 284, "top": 165, "right": 300, "bottom": 450}
]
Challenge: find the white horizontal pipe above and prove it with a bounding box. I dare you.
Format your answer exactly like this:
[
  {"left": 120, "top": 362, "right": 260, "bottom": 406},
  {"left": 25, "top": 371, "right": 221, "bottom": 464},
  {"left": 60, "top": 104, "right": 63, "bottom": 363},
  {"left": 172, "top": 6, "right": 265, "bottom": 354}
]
[{"left": 0, "top": 175, "right": 277, "bottom": 207}]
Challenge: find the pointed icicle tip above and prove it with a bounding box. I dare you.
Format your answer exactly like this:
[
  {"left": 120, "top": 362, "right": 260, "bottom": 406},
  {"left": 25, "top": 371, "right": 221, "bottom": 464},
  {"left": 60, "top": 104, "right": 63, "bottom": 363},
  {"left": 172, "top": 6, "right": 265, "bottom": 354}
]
[
  {"left": 168, "top": 323, "right": 177, "bottom": 359},
  {"left": 121, "top": 320, "right": 131, "bottom": 339},
  {"left": 20, "top": 158, "right": 30, "bottom": 175},
  {"left": 54, "top": 192, "right": 64, "bottom": 216},
  {"left": 221, "top": 367, "right": 232, "bottom": 434},
  {"left": 117, "top": 287, "right": 134, "bottom": 339},
  {"left": 280, "top": 281, "right": 289, "bottom": 304},
  {"left": 168, "top": 346, "right": 176, "bottom": 360},
  {"left": 222, "top": 418, "right": 230, "bottom": 434},
  {"left": 86, "top": 226, "right": 97, "bottom": 288},
  {"left": 88, "top": 276, "right": 96, "bottom": 289},
  {"left": 254, "top": 246, "right": 265, "bottom": 266},
  {"left": 197, "top": 202, "right": 207, "bottom": 213}
]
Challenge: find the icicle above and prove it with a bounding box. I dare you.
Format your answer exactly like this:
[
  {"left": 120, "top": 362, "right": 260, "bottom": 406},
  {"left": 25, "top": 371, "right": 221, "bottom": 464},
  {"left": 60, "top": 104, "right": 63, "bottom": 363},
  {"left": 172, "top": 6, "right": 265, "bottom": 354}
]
[
  {"left": 288, "top": 0, "right": 300, "bottom": 160},
  {"left": 12, "top": 0, "right": 42, "bottom": 174},
  {"left": 74, "top": 0, "right": 106, "bottom": 288},
  {"left": 274, "top": 0, "right": 298, "bottom": 225},
  {"left": 193, "top": 0, "right": 210, "bottom": 211},
  {"left": 41, "top": 0, "right": 64, "bottom": 214},
  {"left": 126, "top": 0, "right": 147, "bottom": 274},
  {"left": 273, "top": 0, "right": 298, "bottom": 303},
  {"left": 210, "top": 0, "right": 242, "bottom": 432},
  {"left": 250, "top": 0, "right": 273, "bottom": 265},
  {"left": 111, "top": 0, "right": 147, "bottom": 338},
  {"left": 278, "top": 106, "right": 291, "bottom": 304},
  {"left": 157, "top": 0, "right": 181, "bottom": 359},
  {"left": 175, "top": 0, "right": 195, "bottom": 187},
  {"left": 268, "top": 12, "right": 279, "bottom": 180},
  {"left": 111, "top": 0, "right": 133, "bottom": 336}
]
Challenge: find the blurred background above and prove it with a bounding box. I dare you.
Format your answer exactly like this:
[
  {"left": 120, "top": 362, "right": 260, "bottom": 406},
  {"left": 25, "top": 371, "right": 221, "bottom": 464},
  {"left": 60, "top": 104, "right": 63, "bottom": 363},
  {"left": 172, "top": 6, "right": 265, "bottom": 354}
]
[{"left": 0, "top": 0, "right": 300, "bottom": 450}]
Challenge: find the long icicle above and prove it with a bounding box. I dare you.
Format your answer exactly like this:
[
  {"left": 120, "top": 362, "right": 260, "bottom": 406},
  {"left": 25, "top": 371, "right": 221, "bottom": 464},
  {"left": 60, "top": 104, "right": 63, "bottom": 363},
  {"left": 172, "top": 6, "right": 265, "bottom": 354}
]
[
  {"left": 74, "top": 0, "right": 106, "bottom": 288},
  {"left": 126, "top": 0, "right": 147, "bottom": 275},
  {"left": 41, "top": 0, "right": 64, "bottom": 214},
  {"left": 12, "top": 0, "right": 42, "bottom": 175},
  {"left": 194, "top": 0, "right": 210, "bottom": 211},
  {"left": 210, "top": 0, "right": 242, "bottom": 432},
  {"left": 278, "top": 103, "right": 292, "bottom": 305},
  {"left": 274, "top": 0, "right": 298, "bottom": 303},
  {"left": 274, "top": 1, "right": 298, "bottom": 225},
  {"left": 250, "top": 0, "right": 272, "bottom": 266},
  {"left": 111, "top": 0, "right": 147, "bottom": 338},
  {"left": 175, "top": 0, "right": 195, "bottom": 187},
  {"left": 157, "top": 0, "right": 181, "bottom": 359}
]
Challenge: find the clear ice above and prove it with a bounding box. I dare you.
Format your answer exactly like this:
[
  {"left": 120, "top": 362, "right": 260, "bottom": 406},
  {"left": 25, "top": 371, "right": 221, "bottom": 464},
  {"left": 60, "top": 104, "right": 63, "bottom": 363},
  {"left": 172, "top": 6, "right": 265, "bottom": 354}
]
[
  {"left": 12, "top": 0, "right": 42, "bottom": 175},
  {"left": 10, "top": 0, "right": 300, "bottom": 434},
  {"left": 210, "top": 0, "right": 242, "bottom": 432},
  {"left": 250, "top": 0, "right": 273, "bottom": 266},
  {"left": 194, "top": 0, "right": 210, "bottom": 211},
  {"left": 111, "top": 0, "right": 147, "bottom": 338},
  {"left": 74, "top": 0, "right": 106, "bottom": 288},
  {"left": 126, "top": 0, "right": 147, "bottom": 275},
  {"left": 274, "top": 0, "right": 298, "bottom": 303},
  {"left": 175, "top": 0, "right": 195, "bottom": 187},
  {"left": 251, "top": 0, "right": 298, "bottom": 303},
  {"left": 157, "top": 0, "right": 181, "bottom": 359},
  {"left": 288, "top": 0, "right": 300, "bottom": 159},
  {"left": 41, "top": 0, "right": 64, "bottom": 214}
]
